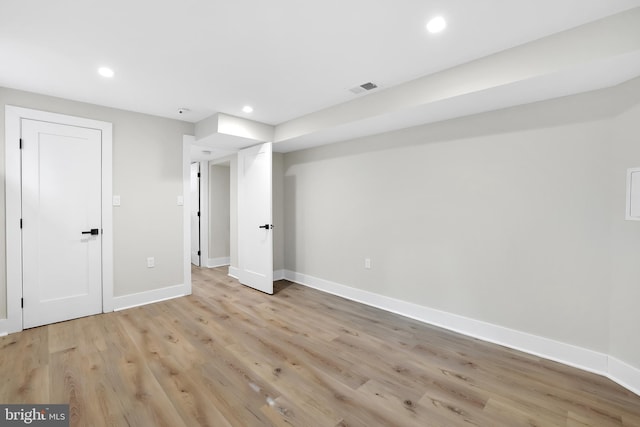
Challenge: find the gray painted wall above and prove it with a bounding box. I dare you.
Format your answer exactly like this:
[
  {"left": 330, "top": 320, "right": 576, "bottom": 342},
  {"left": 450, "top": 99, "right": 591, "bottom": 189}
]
[
  {"left": 0, "top": 87, "right": 194, "bottom": 318},
  {"left": 283, "top": 77, "right": 640, "bottom": 368},
  {"left": 208, "top": 164, "right": 231, "bottom": 259},
  {"left": 609, "top": 85, "right": 640, "bottom": 366},
  {"left": 273, "top": 153, "right": 285, "bottom": 272},
  {"left": 229, "top": 157, "right": 238, "bottom": 269}
]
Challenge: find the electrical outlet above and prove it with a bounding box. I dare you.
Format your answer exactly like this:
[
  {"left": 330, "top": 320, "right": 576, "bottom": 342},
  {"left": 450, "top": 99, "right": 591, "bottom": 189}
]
[
  {"left": 147, "top": 257, "right": 155, "bottom": 268},
  {"left": 365, "top": 258, "right": 371, "bottom": 269}
]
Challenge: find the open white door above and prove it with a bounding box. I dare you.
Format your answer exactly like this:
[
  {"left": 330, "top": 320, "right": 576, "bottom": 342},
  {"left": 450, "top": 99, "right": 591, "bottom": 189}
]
[
  {"left": 237, "top": 142, "right": 273, "bottom": 294},
  {"left": 190, "top": 162, "right": 201, "bottom": 266}
]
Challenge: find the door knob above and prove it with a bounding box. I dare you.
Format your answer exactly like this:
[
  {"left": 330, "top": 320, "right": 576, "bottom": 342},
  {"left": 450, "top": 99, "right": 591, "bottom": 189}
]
[
  {"left": 81, "top": 228, "right": 100, "bottom": 235},
  {"left": 258, "top": 224, "right": 273, "bottom": 230}
]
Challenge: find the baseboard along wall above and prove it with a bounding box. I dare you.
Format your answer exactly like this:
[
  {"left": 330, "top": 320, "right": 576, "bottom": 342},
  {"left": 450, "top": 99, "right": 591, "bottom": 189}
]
[
  {"left": 282, "top": 269, "right": 640, "bottom": 397},
  {"left": 112, "top": 283, "right": 188, "bottom": 311},
  {"left": 207, "top": 257, "right": 231, "bottom": 268}
]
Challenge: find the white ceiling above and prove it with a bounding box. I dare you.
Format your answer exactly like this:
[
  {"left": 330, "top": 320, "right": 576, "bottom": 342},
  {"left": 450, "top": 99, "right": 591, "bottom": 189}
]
[{"left": 2, "top": 0, "right": 640, "bottom": 133}]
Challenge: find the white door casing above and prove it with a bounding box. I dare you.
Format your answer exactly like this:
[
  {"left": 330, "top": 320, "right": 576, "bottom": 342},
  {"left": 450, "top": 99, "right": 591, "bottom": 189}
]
[
  {"left": 21, "top": 119, "right": 103, "bottom": 328},
  {"left": 237, "top": 142, "right": 273, "bottom": 294},
  {"left": 190, "top": 162, "right": 201, "bottom": 266},
  {"left": 4, "top": 106, "right": 113, "bottom": 334}
]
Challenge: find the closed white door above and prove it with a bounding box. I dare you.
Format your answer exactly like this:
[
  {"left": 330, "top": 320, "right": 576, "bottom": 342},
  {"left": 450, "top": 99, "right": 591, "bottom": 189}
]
[
  {"left": 190, "top": 162, "right": 201, "bottom": 266},
  {"left": 237, "top": 142, "right": 273, "bottom": 294},
  {"left": 21, "top": 119, "right": 103, "bottom": 328}
]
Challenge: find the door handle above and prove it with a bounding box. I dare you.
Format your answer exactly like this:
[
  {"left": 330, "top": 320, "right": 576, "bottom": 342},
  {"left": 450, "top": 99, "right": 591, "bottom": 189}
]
[
  {"left": 258, "top": 224, "right": 273, "bottom": 230},
  {"left": 81, "top": 228, "right": 100, "bottom": 235}
]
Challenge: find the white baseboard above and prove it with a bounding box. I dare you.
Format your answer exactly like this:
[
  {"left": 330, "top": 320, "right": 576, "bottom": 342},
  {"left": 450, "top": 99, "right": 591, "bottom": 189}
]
[
  {"left": 274, "top": 269, "right": 285, "bottom": 281},
  {"left": 228, "top": 266, "right": 240, "bottom": 279},
  {"left": 207, "top": 257, "right": 230, "bottom": 268},
  {"left": 608, "top": 357, "right": 640, "bottom": 396},
  {"left": 283, "top": 270, "right": 639, "bottom": 397},
  {"left": 113, "top": 284, "right": 188, "bottom": 311},
  {"left": 0, "top": 316, "right": 20, "bottom": 336}
]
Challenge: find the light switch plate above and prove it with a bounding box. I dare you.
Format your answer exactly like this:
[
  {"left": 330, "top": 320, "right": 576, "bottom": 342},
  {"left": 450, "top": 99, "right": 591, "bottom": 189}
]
[
  {"left": 177, "top": 196, "right": 184, "bottom": 206},
  {"left": 626, "top": 168, "right": 640, "bottom": 221},
  {"left": 113, "top": 195, "right": 121, "bottom": 206}
]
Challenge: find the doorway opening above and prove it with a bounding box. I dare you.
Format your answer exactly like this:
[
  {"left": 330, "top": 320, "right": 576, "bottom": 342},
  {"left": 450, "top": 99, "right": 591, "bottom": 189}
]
[{"left": 208, "top": 160, "right": 232, "bottom": 268}]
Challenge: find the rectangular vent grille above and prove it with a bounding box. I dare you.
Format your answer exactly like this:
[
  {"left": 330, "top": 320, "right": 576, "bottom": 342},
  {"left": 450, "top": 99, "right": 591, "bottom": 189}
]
[{"left": 349, "top": 82, "right": 378, "bottom": 94}]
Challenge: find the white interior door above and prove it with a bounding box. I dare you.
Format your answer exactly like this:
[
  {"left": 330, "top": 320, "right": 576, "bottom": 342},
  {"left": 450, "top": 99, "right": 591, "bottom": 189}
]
[
  {"left": 21, "top": 119, "right": 102, "bottom": 328},
  {"left": 190, "top": 162, "right": 201, "bottom": 266},
  {"left": 237, "top": 142, "right": 273, "bottom": 294}
]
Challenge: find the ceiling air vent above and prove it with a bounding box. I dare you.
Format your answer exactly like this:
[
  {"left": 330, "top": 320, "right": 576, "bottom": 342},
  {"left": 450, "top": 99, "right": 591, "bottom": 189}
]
[{"left": 349, "top": 82, "right": 378, "bottom": 94}]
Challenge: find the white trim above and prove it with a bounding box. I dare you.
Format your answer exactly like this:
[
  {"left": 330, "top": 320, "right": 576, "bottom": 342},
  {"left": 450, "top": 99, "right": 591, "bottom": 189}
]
[
  {"left": 228, "top": 266, "right": 240, "bottom": 279},
  {"left": 608, "top": 357, "right": 640, "bottom": 396},
  {"left": 273, "top": 269, "right": 285, "bottom": 281},
  {"left": 5, "top": 106, "right": 23, "bottom": 334},
  {"left": 183, "top": 135, "right": 194, "bottom": 294},
  {"left": 0, "top": 320, "right": 8, "bottom": 336},
  {"left": 4, "top": 106, "right": 113, "bottom": 333},
  {"left": 283, "top": 270, "right": 639, "bottom": 397},
  {"left": 101, "top": 122, "right": 114, "bottom": 312},
  {"left": 113, "top": 284, "right": 186, "bottom": 311},
  {"left": 208, "top": 257, "right": 231, "bottom": 268},
  {"left": 199, "top": 161, "right": 209, "bottom": 267},
  {"left": 625, "top": 167, "right": 640, "bottom": 220}
]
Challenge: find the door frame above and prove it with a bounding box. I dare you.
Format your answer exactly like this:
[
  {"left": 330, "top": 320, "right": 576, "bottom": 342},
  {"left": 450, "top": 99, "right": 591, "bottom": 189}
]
[
  {"left": 182, "top": 135, "right": 194, "bottom": 292},
  {"left": 198, "top": 160, "right": 209, "bottom": 267},
  {"left": 190, "top": 162, "right": 201, "bottom": 266},
  {"left": 189, "top": 160, "right": 210, "bottom": 267},
  {"left": 4, "top": 106, "right": 113, "bottom": 333}
]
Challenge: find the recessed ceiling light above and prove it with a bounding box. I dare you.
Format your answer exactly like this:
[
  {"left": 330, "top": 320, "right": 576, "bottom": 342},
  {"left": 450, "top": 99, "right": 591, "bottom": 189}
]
[
  {"left": 242, "top": 105, "right": 253, "bottom": 113},
  {"left": 426, "top": 16, "right": 447, "bottom": 34},
  {"left": 98, "top": 67, "right": 114, "bottom": 78}
]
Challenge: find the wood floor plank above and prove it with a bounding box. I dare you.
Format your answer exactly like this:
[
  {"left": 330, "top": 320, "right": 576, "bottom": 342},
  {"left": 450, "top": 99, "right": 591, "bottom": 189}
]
[
  {"left": 0, "top": 327, "right": 49, "bottom": 403},
  {"left": 106, "top": 347, "right": 188, "bottom": 427},
  {"left": 49, "top": 346, "right": 93, "bottom": 425},
  {"left": 144, "top": 354, "right": 233, "bottom": 427},
  {"left": 74, "top": 350, "right": 130, "bottom": 425},
  {"left": 1, "top": 265, "right": 639, "bottom": 426},
  {"left": 48, "top": 318, "right": 80, "bottom": 354},
  {"left": 192, "top": 360, "right": 279, "bottom": 426}
]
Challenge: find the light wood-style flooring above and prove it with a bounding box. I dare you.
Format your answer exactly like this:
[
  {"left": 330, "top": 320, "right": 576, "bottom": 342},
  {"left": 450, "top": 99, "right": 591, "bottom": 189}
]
[{"left": 1, "top": 266, "right": 639, "bottom": 426}]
